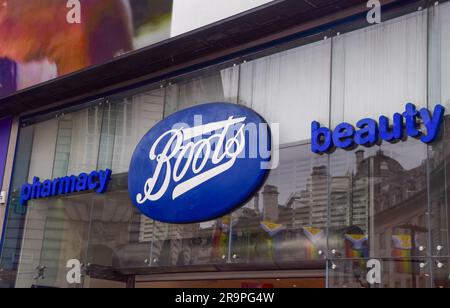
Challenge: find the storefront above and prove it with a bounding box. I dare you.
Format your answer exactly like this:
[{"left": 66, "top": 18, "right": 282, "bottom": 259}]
[{"left": 1, "top": 0, "right": 450, "bottom": 288}]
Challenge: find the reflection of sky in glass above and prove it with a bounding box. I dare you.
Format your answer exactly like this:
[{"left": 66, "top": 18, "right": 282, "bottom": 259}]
[{"left": 379, "top": 140, "right": 428, "bottom": 170}]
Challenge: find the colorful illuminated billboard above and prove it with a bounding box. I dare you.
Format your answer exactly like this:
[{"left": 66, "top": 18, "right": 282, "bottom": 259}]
[{"left": 0, "top": 0, "right": 273, "bottom": 100}]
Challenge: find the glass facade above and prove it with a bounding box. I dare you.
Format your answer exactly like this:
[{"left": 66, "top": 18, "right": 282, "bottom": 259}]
[{"left": 1, "top": 4, "right": 450, "bottom": 288}]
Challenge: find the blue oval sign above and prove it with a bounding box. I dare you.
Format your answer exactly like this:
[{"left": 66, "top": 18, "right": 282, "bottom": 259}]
[{"left": 128, "top": 102, "right": 271, "bottom": 224}]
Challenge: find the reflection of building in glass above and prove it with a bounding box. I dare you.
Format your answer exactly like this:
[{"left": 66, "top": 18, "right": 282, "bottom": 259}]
[
  {"left": 11, "top": 106, "right": 440, "bottom": 288},
  {"left": 96, "top": 117, "right": 450, "bottom": 288},
  {"left": 128, "top": 145, "right": 431, "bottom": 287}
]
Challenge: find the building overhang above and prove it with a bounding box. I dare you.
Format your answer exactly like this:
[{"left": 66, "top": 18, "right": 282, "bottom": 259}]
[{"left": 0, "top": 0, "right": 440, "bottom": 118}]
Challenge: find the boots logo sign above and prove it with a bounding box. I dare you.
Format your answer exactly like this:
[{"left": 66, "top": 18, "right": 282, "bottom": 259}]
[{"left": 128, "top": 103, "right": 272, "bottom": 224}]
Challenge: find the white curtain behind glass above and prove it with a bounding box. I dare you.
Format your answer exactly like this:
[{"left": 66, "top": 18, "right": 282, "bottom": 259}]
[
  {"left": 111, "top": 89, "right": 165, "bottom": 174},
  {"left": 331, "top": 11, "right": 428, "bottom": 125},
  {"left": 64, "top": 108, "right": 102, "bottom": 176},
  {"left": 165, "top": 66, "right": 239, "bottom": 116},
  {"left": 429, "top": 2, "right": 450, "bottom": 110},
  {"left": 239, "top": 40, "right": 331, "bottom": 145},
  {"left": 27, "top": 119, "right": 58, "bottom": 181},
  {"left": 440, "top": 4, "right": 450, "bottom": 108}
]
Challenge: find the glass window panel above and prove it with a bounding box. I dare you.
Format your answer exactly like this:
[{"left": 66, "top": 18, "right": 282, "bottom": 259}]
[
  {"left": 328, "top": 9, "right": 431, "bottom": 266},
  {"left": 52, "top": 106, "right": 103, "bottom": 177},
  {"left": 429, "top": 2, "right": 450, "bottom": 110},
  {"left": 15, "top": 124, "right": 93, "bottom": 288},
  {"left": 0, "top": 125, "right": 34, "bottom": 288},
  {"left": 29, "top": 196, "right": 91, "bottom": 288},
  {"left": 14, "top": 200, "right": 50, "bottom": 288},
  {"left": 150, "top": 217, "right": 231, "bottom": 268},
  {"left": 429, "top": 115, "right": 450, "bottom": 257},
  {"left": 85, "top": 176, "right": 153, "bottom": 276},
  {"left": 328, "top": 258, "right": 432, "bottom": 288},
  {"left": 27, "top": 119, "right": 58, "bottom": 181},
  {"left": 164, "top": 65, "right": 239, "bottom": 116},
  {"left": 328, "top": 140, "right": 429, "bottom": 259},
  {"left": 429, "top": 2, "right": 450, "bottom": 260},
  {"left": 13, "top": 120, "right": 58, "bottom": 288},
  {"left": 97, "top": 104, "right": 117, "bottom": 171},
  {"left": 7, "top": 105, "right": 104, "bottom": 289},
  {"left": 110, "top": 88, "right": 165, "bottom": 174},
  {"left": 230, "top": 144, "right": 328, "bottom": 266},
  {"left": 331, "top": 11, "right": 428, "bottom": 125},
  {"left": 239, "top": 40, "right": 331, "bottom": 144}
]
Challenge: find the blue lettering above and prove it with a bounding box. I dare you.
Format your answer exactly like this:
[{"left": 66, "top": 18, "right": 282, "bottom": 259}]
[
  {"left": 355, "top": 118, "right": 378, "bottom": 146},
  {"left": 76, "top": 173, "right": 88, "bottom": 192},
  {"left": 420, "top": 104, "right": 445, "bottom": 143},
  {"left": 379, "top": 113, "right": 403, "bottom": 142},
  {"left": 88, "top": 171, "right": 99, "bottom": 190},
  {"left": 40, "top": 180, "right": 52, "bottom": 198},
  {"left": 311, "top": 121, "right": 333, "bottom": 154},
  {"left": 311, "top": 103, "right": 445, "bottom": 154},
  {"left": 51, "top": 178, "right": 60, "bottom": 197},
  {"left": 333, "top": 123, "right": 355, "bottom": 149},
  {"left": 60, "top": 176, "right": 77, "bottom": 194},
  {"left": 97, "top": 169, "right": 112, "bottom": 193},
  {"left": 403, "top": 103, "right": 421, "bottom": 138},
  {"left": 20, "top": 169, "right": 112, "bottom": 206},
  {"left": 31, "top": 177, "right": 41, "bottom": 199},
  {"left": 20, "top": 184, "right": 32, "bottom": 206}
]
